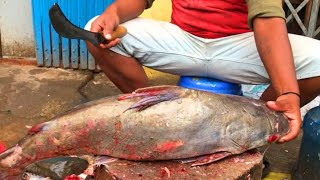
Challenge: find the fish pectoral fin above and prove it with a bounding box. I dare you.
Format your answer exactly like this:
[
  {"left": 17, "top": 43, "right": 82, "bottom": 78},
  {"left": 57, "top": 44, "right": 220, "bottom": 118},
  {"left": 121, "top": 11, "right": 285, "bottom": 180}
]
[
  {"left": 189, "top": 152, "right": 232, "bottom": 166},
  {"left": 118, "top": 86, "right": 183, "bottom": 111},
  {"left": 94, "top": 155, "right": 118, "bottom": 165},
  {"left": 126, "top": 93, "right": 180, "bottom": 111},
  {"left": 118, "top": 85, "right": 182, "bottom": 101},
  {"left": 134, "top": 85, "right": 181, "bottom": 93}
]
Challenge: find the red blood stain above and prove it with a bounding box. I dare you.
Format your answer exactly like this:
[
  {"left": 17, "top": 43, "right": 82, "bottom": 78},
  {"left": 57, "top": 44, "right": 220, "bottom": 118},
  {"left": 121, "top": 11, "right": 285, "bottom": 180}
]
[
  {"left": 114, "top": 137, "right": 120, "bottom": 145},
  {"left": 64, "top": 174, "right": 80, "bottom": 180},
  {"left": 121, "top": 153, "right": 142, "bottom": 160},
  {"left": 160, "top": 169, "right": 167, "bottom": 178},
  {"left": 118, "top": 87, "right": 169, "bottom": 101},
  {"left": 155, "top": 140, "right": 184, "bottom": 153},
  {"left": 268, "top": 134, "right": 279, "bottom": 143},
  {"left": 101, "top": 149, "right": 111, "bottom": 155},
  {"left": 125, "top": 144, "right": 137, "bottom": 154},
  {"left": 0, "top": 142, "right": 6, "bottom": 153},
  {"left": 86, "top": 119, "right": 96, "bottom": 130},
  {"left": 75, "top": 127, "right": 90, "bottom": 137},
  {"left": 28, "top": 123, "right": 46, "bottom": 134},
  {"left": 119, "top": 150, "right": 151, "bottom": 160},
  {"left": 113, "top": 121, "right": 122, "bottom": 145},
  {"left": 115, "top": 121, "right": 122, "bottom": 131}
]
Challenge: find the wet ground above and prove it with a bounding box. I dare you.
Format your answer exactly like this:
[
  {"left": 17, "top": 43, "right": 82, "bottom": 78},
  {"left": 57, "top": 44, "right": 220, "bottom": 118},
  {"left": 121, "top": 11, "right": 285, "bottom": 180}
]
[{"left": 0, "top": 59, "right": 318, "bottom": 179}]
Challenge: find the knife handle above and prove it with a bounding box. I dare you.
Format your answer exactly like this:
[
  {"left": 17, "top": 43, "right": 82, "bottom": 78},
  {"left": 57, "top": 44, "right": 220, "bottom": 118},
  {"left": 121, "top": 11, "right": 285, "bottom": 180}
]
[
  {"left": 98, "top": 26, "right": 127, "bottom": 45},
  {"left": 110, "top": 26, "right": 127, "bottom": 40}
]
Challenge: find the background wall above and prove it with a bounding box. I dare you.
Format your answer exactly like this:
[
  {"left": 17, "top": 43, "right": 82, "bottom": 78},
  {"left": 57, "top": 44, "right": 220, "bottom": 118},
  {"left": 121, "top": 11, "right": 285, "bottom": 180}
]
[
  {"left": 140, "top": 0, "right": 172, "bottom": 21},
  {"left": 0, "top": 0, "right": 35, "bottom": 58},
  {"left": 0, "top": 0, "right": 171, "bottom": 59}
]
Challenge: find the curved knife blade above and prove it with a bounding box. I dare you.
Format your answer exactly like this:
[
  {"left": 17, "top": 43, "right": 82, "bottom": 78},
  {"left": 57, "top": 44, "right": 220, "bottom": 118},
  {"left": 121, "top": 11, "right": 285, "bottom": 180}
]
[{"left": 49, "top": 3, "right": 126, "bottom": 47}]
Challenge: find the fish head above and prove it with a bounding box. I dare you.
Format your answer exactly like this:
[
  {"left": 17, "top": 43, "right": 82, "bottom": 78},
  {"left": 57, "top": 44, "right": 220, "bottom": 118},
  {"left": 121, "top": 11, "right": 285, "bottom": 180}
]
[
  {"left": 266, "top": 112, "right": 290, "bottom": 143},
  {"left": 225, "top": 102, "right": 291, "bottom": 154},
  {"left": 0, "top": 145, "right": 26, "bottom": 178}
]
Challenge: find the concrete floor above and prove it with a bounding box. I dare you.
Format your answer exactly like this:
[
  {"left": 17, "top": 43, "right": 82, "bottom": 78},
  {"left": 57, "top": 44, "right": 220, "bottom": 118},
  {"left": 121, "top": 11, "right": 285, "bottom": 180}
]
[{"left": 0, "top": 60, "right": 312, "bottom": 179}]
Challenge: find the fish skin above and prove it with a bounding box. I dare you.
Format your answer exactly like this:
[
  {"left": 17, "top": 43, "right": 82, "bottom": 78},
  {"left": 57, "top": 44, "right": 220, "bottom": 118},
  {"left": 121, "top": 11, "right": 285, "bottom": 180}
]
[{"left": 0, "top": 85, "right": 289, "bottom": 179}]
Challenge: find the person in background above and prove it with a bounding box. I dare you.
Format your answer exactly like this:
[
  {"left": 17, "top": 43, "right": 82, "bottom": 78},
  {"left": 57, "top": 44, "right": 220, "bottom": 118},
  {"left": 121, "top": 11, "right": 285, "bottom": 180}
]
[{"left": 84, "top": 0, "right": 320, "bottom": 144}]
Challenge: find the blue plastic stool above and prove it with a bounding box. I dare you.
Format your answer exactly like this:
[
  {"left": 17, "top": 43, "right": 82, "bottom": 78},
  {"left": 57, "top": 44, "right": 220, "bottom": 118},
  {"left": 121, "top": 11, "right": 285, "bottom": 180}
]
[
  {"left": 292, "top": 106, "right": 320, "bottom": 180},
  {"left": 178, "top": 76, "right": 242, "bottom": 96}
]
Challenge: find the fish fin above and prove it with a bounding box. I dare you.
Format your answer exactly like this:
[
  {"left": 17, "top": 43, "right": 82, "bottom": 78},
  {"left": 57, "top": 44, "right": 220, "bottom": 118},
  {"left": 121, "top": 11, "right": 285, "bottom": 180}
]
[
  {"left": 118, "top": 85, "right": 182, "bottom": 101},
  {"left": 95, "top": 155, "right": 118, "bottom": 165},
  {"left": 176, "top": 156, "right": 200, "bottom": 164},
  {"left": 134, "top": 85, "right": 181, "bottom": 93},
  {"left": 119, "top": 86, "right": 183, "bottom": 111},
  {"left": 190, "top": 152, "right": 232, "bottom": 166},
  {"left": 128, "top": 94, "right": 180, "bottom": 111}
]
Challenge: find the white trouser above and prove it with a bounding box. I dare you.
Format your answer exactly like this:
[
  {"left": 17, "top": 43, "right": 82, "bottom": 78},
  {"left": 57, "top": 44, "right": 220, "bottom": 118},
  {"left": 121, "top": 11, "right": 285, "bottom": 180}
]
[{"left": 85, "top": 17, "right": 320, "bottom": 85}]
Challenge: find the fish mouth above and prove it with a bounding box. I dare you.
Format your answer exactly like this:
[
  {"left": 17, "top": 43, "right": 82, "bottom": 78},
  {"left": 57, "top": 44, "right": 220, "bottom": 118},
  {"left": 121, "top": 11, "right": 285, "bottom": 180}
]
[
  {"left": 272, "top": 113, "right": 290, "bottom": 141},
  {"left": 278, "top": 114, "right": 290, "bottom": 135},
  {"left": 0, "top": 145, "right": 23, "bottom": 169},
  {"left": 0, "top": 147, "right": 15, "bottom": 168}
]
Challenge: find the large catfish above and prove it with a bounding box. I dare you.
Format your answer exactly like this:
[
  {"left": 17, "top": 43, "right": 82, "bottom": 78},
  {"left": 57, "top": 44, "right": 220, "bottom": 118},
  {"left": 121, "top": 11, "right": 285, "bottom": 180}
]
[{"left": 0, "top": 86, "right": 289, "bottom": 179}]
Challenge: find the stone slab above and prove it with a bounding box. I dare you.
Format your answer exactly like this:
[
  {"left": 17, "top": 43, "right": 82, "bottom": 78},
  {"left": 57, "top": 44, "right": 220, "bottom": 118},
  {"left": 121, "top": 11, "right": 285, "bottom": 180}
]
[{"left": 94, "top": 150, "right": 263, "bottom": 180}]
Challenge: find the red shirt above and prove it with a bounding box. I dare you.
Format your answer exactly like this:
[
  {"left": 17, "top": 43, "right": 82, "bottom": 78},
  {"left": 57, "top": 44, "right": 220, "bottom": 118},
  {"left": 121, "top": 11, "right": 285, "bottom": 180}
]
[{"left": 171, "top": 0, "right": 251, "bottom": 39}]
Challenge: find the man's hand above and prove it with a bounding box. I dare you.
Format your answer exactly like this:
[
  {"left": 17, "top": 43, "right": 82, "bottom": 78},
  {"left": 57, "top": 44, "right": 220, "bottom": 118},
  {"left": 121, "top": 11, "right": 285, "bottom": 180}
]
[
  {"left": 266, "top": 93, "right": 302, "bottom": 143},
  {"left": 89, "top": 0, "right": 146, "bottom": 49},
  {"left": 90, "top": 6, "right": 121, "bottom": 49}
]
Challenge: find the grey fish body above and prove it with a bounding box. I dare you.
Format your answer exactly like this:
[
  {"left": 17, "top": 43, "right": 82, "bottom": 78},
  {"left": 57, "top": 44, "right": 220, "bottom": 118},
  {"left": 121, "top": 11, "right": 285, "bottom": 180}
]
[{"left": 0, "top": 86, "right": 289, "bottom": 179}]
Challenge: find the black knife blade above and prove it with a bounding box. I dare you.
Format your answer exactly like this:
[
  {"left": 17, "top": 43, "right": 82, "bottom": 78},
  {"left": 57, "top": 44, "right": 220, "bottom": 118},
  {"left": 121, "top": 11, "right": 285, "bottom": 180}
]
[{"left": 49, "top": 3, "right": 127, "bottom": 47}]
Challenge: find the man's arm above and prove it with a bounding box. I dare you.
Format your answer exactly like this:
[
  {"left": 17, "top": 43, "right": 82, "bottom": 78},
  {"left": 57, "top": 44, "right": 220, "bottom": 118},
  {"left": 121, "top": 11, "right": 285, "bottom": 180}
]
[
  {"left": 254, "top": 18, "right": 299, "bottom": 97},
  {"left": 246, "top": 0, "right": 302, "bottom": 143},
  {"left": 90, "top": 0, "right": 149, "bottom": 48},
  {"left": 253, "top": 17, "right": 302, "bottom": 143}
]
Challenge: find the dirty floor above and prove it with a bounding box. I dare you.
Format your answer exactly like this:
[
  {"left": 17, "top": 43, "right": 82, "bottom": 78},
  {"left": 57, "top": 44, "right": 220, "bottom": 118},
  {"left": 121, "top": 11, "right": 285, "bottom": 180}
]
[{"left": 0, "top": 60, "right": 314, "bottom": 179}]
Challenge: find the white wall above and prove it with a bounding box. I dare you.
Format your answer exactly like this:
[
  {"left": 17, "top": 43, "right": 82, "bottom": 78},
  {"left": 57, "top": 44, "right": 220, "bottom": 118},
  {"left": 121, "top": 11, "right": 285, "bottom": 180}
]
[
  {"left": 0, "top": 0, "right": 172, "bottom": 59},
  {"left": 0, "top": 0, "right": 35, "bottom": 58}
]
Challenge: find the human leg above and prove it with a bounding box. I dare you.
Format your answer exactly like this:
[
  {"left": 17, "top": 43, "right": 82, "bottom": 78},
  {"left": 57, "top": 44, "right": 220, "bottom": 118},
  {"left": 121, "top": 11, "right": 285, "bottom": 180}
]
[
  {"left": 86, "top": 42, "right": 148, "bottom": 93},
  {"left": 203, "top": 32, "right": 320, "bottom": 106},
  {"left": 85, "top": 17, "right": 212, "bottom": 92}
]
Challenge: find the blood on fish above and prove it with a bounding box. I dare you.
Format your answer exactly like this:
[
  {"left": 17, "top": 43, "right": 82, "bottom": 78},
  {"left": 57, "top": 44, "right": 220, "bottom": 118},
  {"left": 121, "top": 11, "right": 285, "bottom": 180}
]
[
  {"left": 125, "top": 144, "right": 137, "bottom": 155},
  {"left": 86, "top": 119, "right": 96, "bottom": 130},
  {"left": 114, "top": 121, "right": 122, "bottom": 131},
  {"left": 155, "top": 140, "right": 184, "bottom": 153},
  {"left": 78, "top": 129, "right": 90, "bottom": 136},
  {"left": 113, "top": 121, "right": 122, "bottom": 145},
  {"left": 160, "top": 167, "right": 171, "bottom": 178},
  {"left": 28, "top": 123, "right": 46, "bottom": 134},
  {"left": 64, "top": 174, "right": 80, "bottom": 180},
  {"left": 267, "top": 134, "right": 278, "bottom": 143}
]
